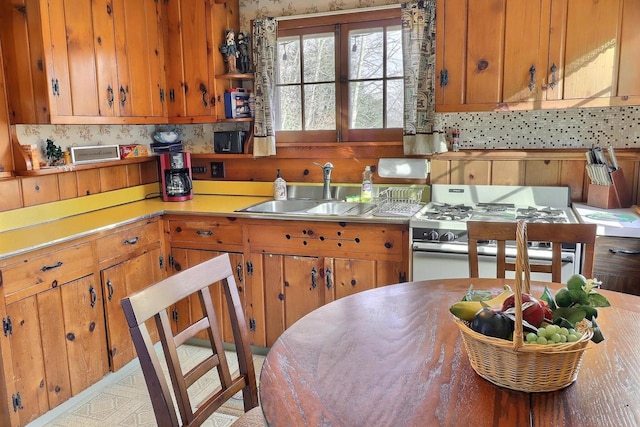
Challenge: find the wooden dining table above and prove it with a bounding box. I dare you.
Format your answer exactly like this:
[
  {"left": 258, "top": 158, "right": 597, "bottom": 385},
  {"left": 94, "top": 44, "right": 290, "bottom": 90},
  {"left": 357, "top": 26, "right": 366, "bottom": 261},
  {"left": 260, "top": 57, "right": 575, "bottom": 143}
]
[{"left": 258, "top": 278, "right": 640, "bottom": 427}]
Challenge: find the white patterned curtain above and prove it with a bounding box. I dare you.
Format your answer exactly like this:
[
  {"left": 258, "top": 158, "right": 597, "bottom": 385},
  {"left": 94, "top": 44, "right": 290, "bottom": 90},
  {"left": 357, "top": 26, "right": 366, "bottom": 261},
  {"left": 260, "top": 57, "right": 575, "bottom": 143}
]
[
  {"left": 402, "top": 0, "right": 447, "bottom": 155},
  {"left": 252, "top": 18, "right": 278, "bottom": 156}
]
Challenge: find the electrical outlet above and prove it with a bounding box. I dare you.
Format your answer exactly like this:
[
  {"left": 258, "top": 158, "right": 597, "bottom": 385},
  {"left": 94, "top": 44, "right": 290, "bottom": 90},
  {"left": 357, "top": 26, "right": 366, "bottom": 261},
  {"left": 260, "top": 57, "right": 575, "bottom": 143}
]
[{"left": 211, "top": 161, "right": 225, "bottom": 178}]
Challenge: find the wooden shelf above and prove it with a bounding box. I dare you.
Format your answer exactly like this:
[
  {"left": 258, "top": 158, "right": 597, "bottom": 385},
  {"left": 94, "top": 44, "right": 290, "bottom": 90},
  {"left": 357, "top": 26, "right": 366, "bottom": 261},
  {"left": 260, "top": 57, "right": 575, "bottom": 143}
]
[
  {"left": 14, "top": 156, "right": 157, "bottom": 176},
  {"left": 191, "top": 153, "right": 254, "bottom": 160},
  {"left": 215, "top": 73, "right": 254, "bottom": 80}
]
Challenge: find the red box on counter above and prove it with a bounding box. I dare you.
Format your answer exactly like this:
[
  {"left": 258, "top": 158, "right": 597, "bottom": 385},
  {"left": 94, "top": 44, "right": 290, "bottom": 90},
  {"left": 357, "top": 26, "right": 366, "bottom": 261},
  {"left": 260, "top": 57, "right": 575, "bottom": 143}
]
[{"left": 119, "top": 145, "right": 149, "bottom": 159}]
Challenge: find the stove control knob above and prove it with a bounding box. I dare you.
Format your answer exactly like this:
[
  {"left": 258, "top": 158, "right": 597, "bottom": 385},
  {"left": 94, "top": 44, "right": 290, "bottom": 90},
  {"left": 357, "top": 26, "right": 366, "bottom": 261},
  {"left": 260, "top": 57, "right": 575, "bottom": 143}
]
[
  {"left": 425, "top": 230, "right": 439, "bottom": 241},
  {"left": 441, "top": 231, "right": 456, "bottom": 242}
]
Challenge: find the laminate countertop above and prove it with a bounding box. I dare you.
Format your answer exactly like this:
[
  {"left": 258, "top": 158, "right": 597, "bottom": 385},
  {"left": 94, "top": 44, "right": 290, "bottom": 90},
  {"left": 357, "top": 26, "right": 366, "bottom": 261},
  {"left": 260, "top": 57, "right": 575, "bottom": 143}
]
[{"left": 573, "top": 203, "right": 640, "bottom": 238}]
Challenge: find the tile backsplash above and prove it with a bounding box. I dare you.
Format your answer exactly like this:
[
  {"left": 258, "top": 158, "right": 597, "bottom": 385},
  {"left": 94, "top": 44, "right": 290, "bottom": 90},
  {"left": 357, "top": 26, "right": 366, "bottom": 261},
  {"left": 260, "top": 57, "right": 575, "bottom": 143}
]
[{"left": 14, "top": 106, "right": 640, "bottom": 159}]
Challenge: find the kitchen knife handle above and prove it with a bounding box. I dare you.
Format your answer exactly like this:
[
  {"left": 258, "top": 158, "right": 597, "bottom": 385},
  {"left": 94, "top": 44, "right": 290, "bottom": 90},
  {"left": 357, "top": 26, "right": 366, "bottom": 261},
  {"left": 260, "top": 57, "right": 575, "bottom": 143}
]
[{"left": 609, "top": 247, "right": 640, "bottom": 255}]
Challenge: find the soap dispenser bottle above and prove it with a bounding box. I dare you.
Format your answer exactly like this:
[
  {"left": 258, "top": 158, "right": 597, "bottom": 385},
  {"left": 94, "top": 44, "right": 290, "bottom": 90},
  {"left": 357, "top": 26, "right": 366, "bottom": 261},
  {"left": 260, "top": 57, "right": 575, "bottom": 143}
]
[
  {"left": 360, "top": 166, "right": 373, "bottom": 202},
  {"left": 274, "top": 169, "right": 287, "bottom": 200}
]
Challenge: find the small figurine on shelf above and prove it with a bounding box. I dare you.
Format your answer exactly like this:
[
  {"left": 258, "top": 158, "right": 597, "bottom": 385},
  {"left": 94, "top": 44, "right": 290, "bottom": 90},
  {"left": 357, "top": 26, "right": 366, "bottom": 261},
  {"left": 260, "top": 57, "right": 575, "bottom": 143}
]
[
  {"left": 237, "top": 31, "right": 251, "bottom": 74},
  {"left": 219, "top": 29, "right": 239, "bottom": 74},
  {"left": 45, "top": 138, "right": 64, "bottom": 166}
]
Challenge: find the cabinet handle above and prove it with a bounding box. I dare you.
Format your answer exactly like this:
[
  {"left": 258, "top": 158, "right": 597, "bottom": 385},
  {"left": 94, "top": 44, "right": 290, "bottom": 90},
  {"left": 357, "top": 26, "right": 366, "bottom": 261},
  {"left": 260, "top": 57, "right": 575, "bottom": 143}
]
[
  {"left": 123, "top": 237, "right": 139, "bottom": 245},
  {"left": 236, "top": 263, "right": 243, "bottom": 282},
  {"left": 311, "top": 267, "right": 317, "bottom": 289},
  {"left": 41, "top": 261, "right": 63, "bottom": 272},
  {"left": 528, "top": 65, "right": 536, "bottom": 91},
  {"left": 196, "top": 230, "right": 213, "bottom": 236},
  {"left": 200, "top": 83, "right": 208, "bottom": 107},
  {"left": 325, "top": 267, "right": 333, "bottom": 289},
  {"left": 119, "top": 85, "right": 127, "bottom": 107},
  {"left": 549, "top": 63, "right": 557, "bottom": 89},
  {"left": 89, "top": 285, "right": 97, "bottom": 308},
  {"left": 107, "top": 279, "right": 114, "bottom": 301},
  {"left": 609, "top": 247, "right": 640, "bottom": 255},
  {"left": 107, "top": 85, "right": 114, "bottom": 107}
]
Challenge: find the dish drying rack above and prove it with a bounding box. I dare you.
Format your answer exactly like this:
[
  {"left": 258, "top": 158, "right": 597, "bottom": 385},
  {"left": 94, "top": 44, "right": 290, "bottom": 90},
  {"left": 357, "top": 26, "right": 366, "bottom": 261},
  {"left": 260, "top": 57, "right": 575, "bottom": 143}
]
[{"left": 373, "top": 187, "right": 425, "bottom": 217}]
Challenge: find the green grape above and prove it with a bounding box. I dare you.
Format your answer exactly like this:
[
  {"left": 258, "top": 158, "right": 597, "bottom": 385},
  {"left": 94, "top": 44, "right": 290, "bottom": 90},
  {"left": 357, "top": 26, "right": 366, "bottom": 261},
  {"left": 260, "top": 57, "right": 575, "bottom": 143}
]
[
  {"left": 559, "top": 334, "right": 567, "bottom": 343},
  {"left": 526, "top": 332, "right": 538, "bottom": 342},
  {"left": 567, "top": 334, "right": 578, "bottom": 342},
  {"left": 545, "top": 324, "right": 558, "bottom": 336},
  {"left": 550, "top": 333, "right": 562, "bottom": 343},
  {"left": 536, "top": 336, "right": 548, "bottom": 345},
  {"left": 537, "top": 327, "right": 547, "bottom": 338},
  {"left": 558, "top": 327, "right": 569, "bottom": 336}
]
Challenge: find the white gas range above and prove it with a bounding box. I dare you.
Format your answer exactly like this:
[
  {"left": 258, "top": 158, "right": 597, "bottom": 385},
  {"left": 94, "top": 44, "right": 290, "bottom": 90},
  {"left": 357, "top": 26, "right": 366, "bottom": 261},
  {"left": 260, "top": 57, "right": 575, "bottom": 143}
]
[{"left": 410, "top": 184, "right": 582, "bottom": 282}]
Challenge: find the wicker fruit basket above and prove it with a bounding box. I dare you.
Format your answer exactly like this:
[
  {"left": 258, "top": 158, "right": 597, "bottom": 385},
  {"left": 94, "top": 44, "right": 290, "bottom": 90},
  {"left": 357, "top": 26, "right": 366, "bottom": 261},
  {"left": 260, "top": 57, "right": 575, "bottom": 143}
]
[{"left": 454, "top": 220, "right": 593, "bottom": 393}]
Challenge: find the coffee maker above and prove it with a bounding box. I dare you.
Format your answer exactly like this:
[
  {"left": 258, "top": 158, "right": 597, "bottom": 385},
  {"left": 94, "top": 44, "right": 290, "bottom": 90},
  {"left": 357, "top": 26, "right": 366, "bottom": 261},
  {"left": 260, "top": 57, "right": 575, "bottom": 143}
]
[{"left": 159, "top": 152, "right": 193, "bottom": 202}]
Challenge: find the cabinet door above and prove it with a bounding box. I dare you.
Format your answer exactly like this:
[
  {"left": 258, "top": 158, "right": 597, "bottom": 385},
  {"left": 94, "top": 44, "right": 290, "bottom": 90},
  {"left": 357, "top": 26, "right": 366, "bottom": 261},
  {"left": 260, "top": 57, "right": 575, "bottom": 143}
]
[
  {"left": 211, "top": 0, "right": 239, "bottom": 119},
  {"left": 60, "top": 275, "right": 109, "bottom": 395},
  {"left": 164, "top": 0, "right": 215, "bottom": 120},
  {"left": 563, "top": 0, "right": 621, "bottom": 100},
  {"left": 617, "top": 0, "right": 640, "bottom": 97},
  {"left": 112, "top": 0, "right": 166, "bottom": 118},
  {"left": 0, "top": 42, "right": 12, "bottom": 174},
  {"left": 45, "top": 0, "right": 100, "bottom": 118},
  {"left": 101, "top": 248, "right": 163, "bottom": 372},
  {"left": 283, "top": 256, "right": 323, "bottom": 329},
  {"left": 594, "top": 236, "right": 640, "bottom": 296},
  {"left": 331, "top": 258, "right": 376, "bottom": 300},
  {"left": 6, "top": 296, "right": 49, "bottom": 425},
  {"left": 435, "top": 0, "right": 468, "bottom": 106}
]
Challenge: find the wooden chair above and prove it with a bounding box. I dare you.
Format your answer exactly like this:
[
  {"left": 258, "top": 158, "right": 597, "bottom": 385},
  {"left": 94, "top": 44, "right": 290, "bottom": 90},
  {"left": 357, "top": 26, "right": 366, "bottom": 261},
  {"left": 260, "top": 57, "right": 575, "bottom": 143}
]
[
  {"left": 467, "top": 221, "right": 597, "bottom": 282},
  {"left": 121, "top": 253, "right": 262, "bottom": 427}
]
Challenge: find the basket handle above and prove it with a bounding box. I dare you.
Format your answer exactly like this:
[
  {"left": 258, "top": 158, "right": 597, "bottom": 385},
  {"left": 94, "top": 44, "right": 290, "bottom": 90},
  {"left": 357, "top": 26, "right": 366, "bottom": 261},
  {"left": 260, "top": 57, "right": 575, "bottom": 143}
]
[{"left": 512, "top": 220, "right": 531, "bottom": 351}]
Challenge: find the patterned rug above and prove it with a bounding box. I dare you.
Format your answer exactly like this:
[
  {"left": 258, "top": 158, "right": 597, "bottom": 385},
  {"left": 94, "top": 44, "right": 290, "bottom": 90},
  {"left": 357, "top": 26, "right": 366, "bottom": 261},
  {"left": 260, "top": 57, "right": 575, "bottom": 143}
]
[{"left": 27, "top": 344, "right": 265, "bottom": 427}]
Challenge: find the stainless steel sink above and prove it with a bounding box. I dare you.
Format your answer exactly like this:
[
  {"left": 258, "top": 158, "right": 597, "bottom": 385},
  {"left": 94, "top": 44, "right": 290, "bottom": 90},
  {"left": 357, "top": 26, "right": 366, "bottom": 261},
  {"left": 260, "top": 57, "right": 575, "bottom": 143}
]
[
  {"left": 236, "top": 199, "right": 377, "bottom": 217},
  {"left": 239, "top": 200, "right": 320, "bottom": 213}
]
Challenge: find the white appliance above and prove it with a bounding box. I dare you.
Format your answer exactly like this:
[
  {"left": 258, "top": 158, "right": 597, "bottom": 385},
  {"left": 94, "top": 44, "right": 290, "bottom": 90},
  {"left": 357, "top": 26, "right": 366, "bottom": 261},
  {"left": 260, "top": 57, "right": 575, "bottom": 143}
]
[{"left": 410, "top": 185, "right": 582, "bottom": 282}]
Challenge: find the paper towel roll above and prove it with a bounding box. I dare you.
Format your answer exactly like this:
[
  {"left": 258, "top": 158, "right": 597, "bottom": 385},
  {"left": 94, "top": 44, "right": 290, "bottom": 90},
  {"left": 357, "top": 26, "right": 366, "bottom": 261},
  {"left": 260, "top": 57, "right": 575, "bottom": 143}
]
[{"left": 377, "top": 158, "right": 429, "bottom": 179}]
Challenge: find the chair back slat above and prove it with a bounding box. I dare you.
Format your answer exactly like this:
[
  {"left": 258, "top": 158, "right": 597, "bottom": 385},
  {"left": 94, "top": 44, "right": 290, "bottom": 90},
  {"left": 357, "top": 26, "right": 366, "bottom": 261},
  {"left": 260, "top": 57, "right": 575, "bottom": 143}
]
[
  {"left": 467, "top": 221, "right": 597, "bottom": 282},
  {"left": 121, "top": 253, "right": 260, "bottom": 427}
]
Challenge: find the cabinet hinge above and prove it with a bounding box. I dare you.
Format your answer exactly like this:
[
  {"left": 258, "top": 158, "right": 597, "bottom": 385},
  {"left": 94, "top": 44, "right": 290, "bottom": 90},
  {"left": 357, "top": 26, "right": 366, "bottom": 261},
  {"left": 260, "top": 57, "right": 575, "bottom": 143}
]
[
  {"left": 169, "top": 254, "right": 174, "bottom": 267},
  {"left": 249, "top": 317, "right": 256, "bottom": 332},
  {"left": 159, "top": 255, "right": 164, "bottom": 268},
  {"left": 3, "top": 317, "right": 12, "bottom": 336},
  {"left": 439, "top": 69, "right": 448, "bottom": 87},
  {"left": 51, "top": 78, "right": 60, "bottom": 96},
  {"left": 399, "top": 272, "right": 407, "bottom": 283},
  {"left": 159, "top": 88, "right": 165, "bottom": 102},
  {"left": 172, "top": 309, "right": 179, "bottom": 323},
  {"left": 246, "top": 261, "right": 253, "bottom": 275},
  {"left": 12, "top": 392, "right": 22, "bottom": 412},
  {"left": 169, "top": 88, "right": 175, "bottom": 103},
  {"left": 0, "top": 269, "right": 3, "bottom": 286}
]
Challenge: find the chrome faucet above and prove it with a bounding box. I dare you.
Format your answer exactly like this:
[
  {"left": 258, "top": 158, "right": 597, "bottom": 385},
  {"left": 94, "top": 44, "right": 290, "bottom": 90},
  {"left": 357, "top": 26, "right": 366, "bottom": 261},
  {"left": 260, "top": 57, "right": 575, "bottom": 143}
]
[{"left": 314, "top": 162, "right": 334, "bottom": 199}]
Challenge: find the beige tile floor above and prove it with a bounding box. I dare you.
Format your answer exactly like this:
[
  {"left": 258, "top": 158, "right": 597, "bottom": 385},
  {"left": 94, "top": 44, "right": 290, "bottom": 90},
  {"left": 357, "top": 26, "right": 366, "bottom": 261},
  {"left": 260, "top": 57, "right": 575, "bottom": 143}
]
[{"left": 26, "top": 344, "right": 265, "bottom": 427}]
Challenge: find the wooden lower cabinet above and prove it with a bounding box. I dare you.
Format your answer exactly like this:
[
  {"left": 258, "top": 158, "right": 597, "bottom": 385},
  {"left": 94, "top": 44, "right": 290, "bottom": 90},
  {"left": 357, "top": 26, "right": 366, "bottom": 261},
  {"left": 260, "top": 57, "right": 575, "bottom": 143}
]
[
  {"left": 169, "top": 248, "right": 245, "bottom": 343},
  {"left": 100, "top": 247, "right": 164, "bottom": 372},
  {"left": 594, "top": 236, "right": 640, "bottom": 296},
  {"left": 247, "top": 220, "right": 409, "bottom": 347},
  {"left": 5, "top": 274, "right": 108, "bottom": 426}
]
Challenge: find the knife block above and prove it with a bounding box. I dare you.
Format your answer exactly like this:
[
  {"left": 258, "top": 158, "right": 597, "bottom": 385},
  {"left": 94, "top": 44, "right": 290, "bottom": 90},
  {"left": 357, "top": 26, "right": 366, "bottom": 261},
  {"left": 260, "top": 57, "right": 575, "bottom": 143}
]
[{"left": 587, "top": 168, "right": 631, "bottom": 209}]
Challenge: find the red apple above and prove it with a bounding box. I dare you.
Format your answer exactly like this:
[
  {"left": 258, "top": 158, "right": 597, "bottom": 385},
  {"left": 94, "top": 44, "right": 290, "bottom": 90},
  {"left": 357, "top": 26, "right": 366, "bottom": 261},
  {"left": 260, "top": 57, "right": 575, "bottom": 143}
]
[{"left": 501, "top": 293, "right": 546, "bottom": 327}]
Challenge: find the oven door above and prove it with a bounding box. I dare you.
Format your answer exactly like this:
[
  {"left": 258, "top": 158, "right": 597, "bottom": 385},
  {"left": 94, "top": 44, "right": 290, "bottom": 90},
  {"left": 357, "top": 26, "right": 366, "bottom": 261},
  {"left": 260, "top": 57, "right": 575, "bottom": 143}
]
[{"left": 411, "top": 242, "right": 576, "bottom": 282}]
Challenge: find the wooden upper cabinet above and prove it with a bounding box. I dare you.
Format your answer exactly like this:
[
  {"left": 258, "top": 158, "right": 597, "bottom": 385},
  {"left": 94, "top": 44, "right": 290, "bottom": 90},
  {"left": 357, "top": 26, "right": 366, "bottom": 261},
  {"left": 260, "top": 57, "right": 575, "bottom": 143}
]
[
  {"left": 163, "top": 0, "right": 239, "bottom": 123},
  {"left": 0, "top": 42, "right": 13, "bottom": 176},
  {"left": 616, "top": 0, "right": 640, "bottom": 97},
  {"left": 0, "top": 0, "right": 166, "bottom": 124},
  {"left": 563, "top": 0, "right": 621, "bottom": 100},
  {"left": 436, "top": 0, "right": 640, "bottom": 112}
]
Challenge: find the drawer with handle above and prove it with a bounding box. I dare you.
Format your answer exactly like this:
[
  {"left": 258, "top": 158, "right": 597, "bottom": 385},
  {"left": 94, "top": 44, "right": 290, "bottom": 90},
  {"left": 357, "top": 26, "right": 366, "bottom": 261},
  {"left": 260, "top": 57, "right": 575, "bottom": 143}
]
[
  {"left": 1, "top": 242, "right": 93, "bottom": 303},
  {"left": 168, "top": 219, "right": 243, "bottom": 247},
  {"left": 96, "top": 220, "right": 160, "bottom": 263}
]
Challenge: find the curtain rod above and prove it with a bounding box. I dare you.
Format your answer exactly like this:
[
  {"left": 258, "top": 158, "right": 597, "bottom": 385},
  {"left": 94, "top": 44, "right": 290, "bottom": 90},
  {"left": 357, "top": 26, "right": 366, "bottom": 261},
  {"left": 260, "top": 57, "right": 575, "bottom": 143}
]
[{"left": 275, "top": 3, "right": 401, "bottom": 22}]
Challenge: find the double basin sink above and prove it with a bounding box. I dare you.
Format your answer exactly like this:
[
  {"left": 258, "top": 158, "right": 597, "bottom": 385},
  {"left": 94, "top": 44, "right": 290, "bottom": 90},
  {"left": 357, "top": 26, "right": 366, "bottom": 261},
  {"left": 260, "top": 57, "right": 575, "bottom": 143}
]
[{"left": 235, "top": 185, "right": 377, "bottom": 217}]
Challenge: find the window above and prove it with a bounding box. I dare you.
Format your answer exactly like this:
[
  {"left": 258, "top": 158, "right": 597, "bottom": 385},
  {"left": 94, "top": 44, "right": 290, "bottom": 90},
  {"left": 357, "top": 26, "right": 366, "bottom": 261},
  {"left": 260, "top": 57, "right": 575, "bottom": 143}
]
[{"left": 275, "top": 9, "right": 403, "bottom": 143}]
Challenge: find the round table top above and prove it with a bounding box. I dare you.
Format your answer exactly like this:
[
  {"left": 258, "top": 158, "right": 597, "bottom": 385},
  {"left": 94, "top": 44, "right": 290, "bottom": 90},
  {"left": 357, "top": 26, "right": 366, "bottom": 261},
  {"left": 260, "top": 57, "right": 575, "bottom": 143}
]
[{"left": 259, "top": 278, "right": 640, "bottom": 427}]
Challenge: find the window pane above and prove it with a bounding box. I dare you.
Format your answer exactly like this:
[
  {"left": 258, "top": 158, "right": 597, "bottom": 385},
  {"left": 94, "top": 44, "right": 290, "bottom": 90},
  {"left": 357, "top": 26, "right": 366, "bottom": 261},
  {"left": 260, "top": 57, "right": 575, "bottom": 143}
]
[
  {"left": 304, "top": 83, "right": 335, "bottom": 130},
  {"left": 349, "top": 81, "right": 382, "bottom": 129},
  {"left": 303, "top": 33, "right": 335, "bottom": 83},
  {"left": 276, "top": 86, "right": 302, "bottom": 131},
  {"left": 349, "top": 27, "right": 384, "bottom": 80},
  {"left": 386, "top": 25, "right": 403, "bottom": 78},
  {"left": 277, "top": 37, "right": 300, "bottom": 84},
  {"left": 386, "top": 79, "right": 404, "bottom": 128}
]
